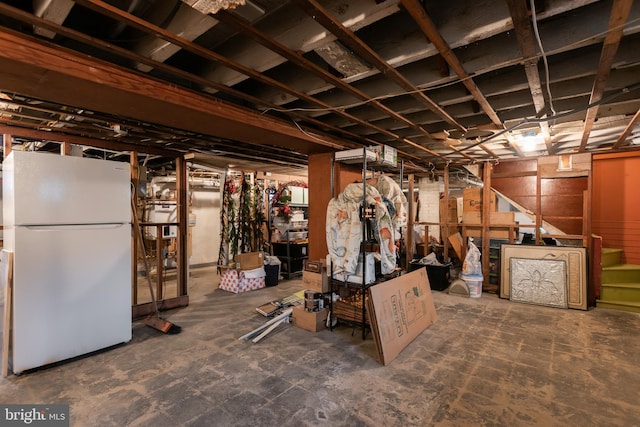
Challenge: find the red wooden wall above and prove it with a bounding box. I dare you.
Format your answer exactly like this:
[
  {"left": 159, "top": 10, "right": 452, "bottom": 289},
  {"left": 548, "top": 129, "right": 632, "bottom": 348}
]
[
  {"left": 492, "top": 158, "right": 588, "bottom": 236},
  {"left": 592, "top": 152, "right": 640, "bottom": 264},
  {"left": 307, "top": 153, "right": 362, "bottom": 261}
]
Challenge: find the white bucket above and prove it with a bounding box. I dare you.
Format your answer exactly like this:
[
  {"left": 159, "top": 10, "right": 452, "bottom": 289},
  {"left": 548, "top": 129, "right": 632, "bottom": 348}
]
[{"left": 462, "top": 274, "right": 483, "bottom": 298}]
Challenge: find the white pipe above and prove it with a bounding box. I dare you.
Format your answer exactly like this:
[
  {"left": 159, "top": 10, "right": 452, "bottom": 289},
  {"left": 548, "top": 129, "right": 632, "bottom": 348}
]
[{"left": 238, "top": 308, "right": 292, "bottom": 340}]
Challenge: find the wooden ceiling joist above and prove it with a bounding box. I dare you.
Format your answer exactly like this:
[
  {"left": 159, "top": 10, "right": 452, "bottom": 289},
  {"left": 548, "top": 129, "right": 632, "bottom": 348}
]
[
  {"left": 580, "top": 0, "right": 635, "bottom": 151},
  {"left": 214, "top": 8, "right": 450, "bottom": 159}
]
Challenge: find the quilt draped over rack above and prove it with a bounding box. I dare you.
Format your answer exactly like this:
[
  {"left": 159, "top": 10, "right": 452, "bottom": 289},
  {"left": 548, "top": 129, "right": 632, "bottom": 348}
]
[{"left": 326, "top": 176, "right": 407, "bottom": 277}]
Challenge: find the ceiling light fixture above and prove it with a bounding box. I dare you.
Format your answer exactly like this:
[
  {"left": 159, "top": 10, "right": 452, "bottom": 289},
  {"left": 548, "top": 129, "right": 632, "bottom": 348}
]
[
  {"left": 181, "top": 0, "right": 246, "bottom": 15},
  {"left": 518, "top": 131, "right": 541, "bottom": 152}
]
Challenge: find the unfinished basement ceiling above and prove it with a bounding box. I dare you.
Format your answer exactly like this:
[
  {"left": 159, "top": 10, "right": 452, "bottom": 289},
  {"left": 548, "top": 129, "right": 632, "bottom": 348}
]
[{"left": 0, "top": 0, "right": 639, "bottom": 171}]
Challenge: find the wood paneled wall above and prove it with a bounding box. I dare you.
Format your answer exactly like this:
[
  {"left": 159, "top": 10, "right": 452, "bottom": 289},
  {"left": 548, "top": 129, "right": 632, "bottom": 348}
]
[
  {"left": 307, "top": 153, "right": 333, "bottom": 261},
  {"left": 492, "top": 155, "right": 590, "bottom": 238},
  {"left": 307, "top": 153, "right": 362, "bottom": 261},
  {"left": 593, "top": 152, "right": 640, "bottom": 264}
]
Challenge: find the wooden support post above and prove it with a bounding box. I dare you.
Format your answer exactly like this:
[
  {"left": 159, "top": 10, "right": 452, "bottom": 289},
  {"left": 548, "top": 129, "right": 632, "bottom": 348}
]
[
  {"left": 60, "top": 142, "right": 72, "bottom": 155},
  {"left": 443, "top": 165, "right": 450, "bottom": 263},
  {"left": 176, "top": 156, "right": 189, "bottom": 298},
  {"left": 406, "top": 173, "right": 415, "bottom": 271},
  {"left": 535, "top": 162, "right": 542, "bottom": 244},
  {"left": 584, "top": 157, "right": 593, "bottom": 248},
  {"left": 3, "top": 133, "right": 11, "bottom": 159},
  {"left": 481, "top": 163, "right": 492, "bottom": 287},
  {"left": 155, "top": 226, "right": 164, "bottom": 301}
]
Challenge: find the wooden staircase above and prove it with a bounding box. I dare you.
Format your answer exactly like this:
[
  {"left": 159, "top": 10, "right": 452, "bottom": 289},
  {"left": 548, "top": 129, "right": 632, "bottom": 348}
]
[{"left": 597, "top": 248, "right": 640, "bottom": 313}]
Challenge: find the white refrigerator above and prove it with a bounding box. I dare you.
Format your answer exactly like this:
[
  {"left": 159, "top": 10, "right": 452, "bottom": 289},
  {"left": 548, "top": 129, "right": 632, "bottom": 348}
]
[{"left": 3, "top": 151, "right": 132, "bottom": 374}]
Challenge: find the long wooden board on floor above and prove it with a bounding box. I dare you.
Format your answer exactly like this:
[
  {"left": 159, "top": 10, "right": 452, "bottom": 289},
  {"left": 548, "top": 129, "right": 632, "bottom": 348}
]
[{"left": 2, "top": 250, "right": 14, "bottom": 377}]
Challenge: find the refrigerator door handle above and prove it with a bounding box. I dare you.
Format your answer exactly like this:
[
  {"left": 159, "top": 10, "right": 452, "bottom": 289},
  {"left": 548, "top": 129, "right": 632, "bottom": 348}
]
[{"left": 25, "top": 223, "right": 129, "bottom": 231}]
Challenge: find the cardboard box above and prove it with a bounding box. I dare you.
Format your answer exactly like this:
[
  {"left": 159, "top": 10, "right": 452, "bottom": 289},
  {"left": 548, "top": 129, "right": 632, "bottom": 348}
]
[
  {"left": 305, "top": 260, "right": 324, "bottom": 273},
  {"left": 466, "top": 227, "right": 518, "bottom": 239},
  {"left": 303, "top": 269, "right": 329, "bottom": 293},
  {"left": 235, "top": 252, "right": 264, "bottom": 270},
  {"left": 439, "top": 197, "right": 458, "bottom": 224},
  {"left": 219, "top": 268, "right": 266, "bottom": 293},
  {"left": 462, "top": 188, "right": 496, "bottom": 212},
  {"left": 489, "top": 211, "right": 515, "bottom": 224},
  {"left": 369, "top": 144, "right": 398, "bottom": 167},
  {"left": 366, "top": 268, "right": 438, "bottom": 365},
  {"left": 292, "top": 306, "right": 327, "bottom": 332},
  {"left": 463, "top": 211, "right": 517, "bottom": 239},
  {"left": 463, "top": 211, "right": 482, "bottom": 224},
  {"left": 463, "top": 211, "right": 515, "bottom": 225}
]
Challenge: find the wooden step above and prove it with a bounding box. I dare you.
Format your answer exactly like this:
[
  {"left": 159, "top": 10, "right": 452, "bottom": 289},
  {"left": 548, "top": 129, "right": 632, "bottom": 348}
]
[
  {"left": 601, "top": 264, "right": 640, "bottom": 284},
  {"left": 602, "top": 248, "right": 624, "bottom": 268},
  {"left": 595, "top": 300, "right": 640, "bottom": 314},
  {"left": 600, "top": 283, "right": 640, "bottom": 303}
]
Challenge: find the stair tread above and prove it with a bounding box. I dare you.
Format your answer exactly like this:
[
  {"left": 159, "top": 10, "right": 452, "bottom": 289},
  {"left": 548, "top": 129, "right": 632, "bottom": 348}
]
[
  {"left": 602, "top": 263, "right": 640, "bottom": 271},
  {"left": 596, "top": 299, "right": 640, "bottom": 307},
  {"left": 601, "top": 282, "right": 640, "bottom": 288},
  {"left": 602, "top": 248, "right": 624, "bottom": 254}
]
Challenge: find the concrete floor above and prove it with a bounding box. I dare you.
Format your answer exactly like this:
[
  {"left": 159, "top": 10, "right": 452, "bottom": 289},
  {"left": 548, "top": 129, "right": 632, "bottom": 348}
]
[{"left": 1, "top": 266, "right": 639, "bottom": 426}]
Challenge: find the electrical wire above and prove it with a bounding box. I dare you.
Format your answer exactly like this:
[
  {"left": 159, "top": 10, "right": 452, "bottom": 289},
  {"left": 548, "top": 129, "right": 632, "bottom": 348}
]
[
  {"left": 259, "top": 15, "right": 640, "bottom": 117},
  {"left": 530, "top": 0, "right": 556, "bottom": 116},
  {"left": 291, "top": 119, "right": 347, "bottom": 148},
  {"left": 458, "top": 81, "right": 640, "bottom": 152}
]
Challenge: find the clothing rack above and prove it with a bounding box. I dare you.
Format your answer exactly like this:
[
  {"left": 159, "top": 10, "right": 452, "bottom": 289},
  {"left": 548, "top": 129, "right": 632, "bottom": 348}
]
[{"left": 328, "top": 147, "right": 404, "bottom": 339}]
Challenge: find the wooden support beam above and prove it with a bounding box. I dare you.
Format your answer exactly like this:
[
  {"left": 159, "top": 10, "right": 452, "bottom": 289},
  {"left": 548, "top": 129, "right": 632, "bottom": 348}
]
[
  {"left": 406, "top": 173, "right": 415, "bottom": 271},
  {"left": 505, "top": 0, "right": 554, "bottom": 155},
  {"left": 60, "top": 142, "right": 71, "bottom": 155},
  {"left": 293, "top": 0, "right": 465, "bottom": 133},
  {"left": 0, "top": 124, "right": 175, "bottom": 157},
  {"left": 536, "top": 162, "right": 542, "bottom": 244},
  {"left": 3, "top": 133, "right": 11, "bottom": 159},
  {"left": 481, "top": 164, "right": 492, "bottom": 287},
  {"left": 216, "top": 5, "right": 447, "bottom": 158},
  {"left": 401, "top": 0, "right": 503, "bottom": 134},
  {"left": 579, "top": 0, "right": 634, "bottom": 151},
  {"left": 155, "top": 227, "right": 164, "bottom": 301},
  {"left": 612, "top": 108, "right": 640, "bottom": 149},
  {"left": 176, "top": 156, "right": 189, "bottom": 298},
  {"left": 443, "top": 165, "right": 451, "bottom": 263},
  {"left": 0, "top": 26, "right": 347, "bottom": 154},
  {"left": 0, "top": 2, "right": 373, "bottom": 154},
  {"left": 585, "top": 160, "right": 593, "bottom": 251}
]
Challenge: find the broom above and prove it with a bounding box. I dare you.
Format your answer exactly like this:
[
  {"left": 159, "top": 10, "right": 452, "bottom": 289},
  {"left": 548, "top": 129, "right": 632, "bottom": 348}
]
[{"left": 131, "top": 196, "right": 182, "bottom": 334}]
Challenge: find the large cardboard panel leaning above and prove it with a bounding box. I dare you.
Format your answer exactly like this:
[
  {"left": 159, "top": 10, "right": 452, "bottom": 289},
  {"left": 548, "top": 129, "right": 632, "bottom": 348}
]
[{"left": 367, "top": 268, "right": 438, "bottom": 365}]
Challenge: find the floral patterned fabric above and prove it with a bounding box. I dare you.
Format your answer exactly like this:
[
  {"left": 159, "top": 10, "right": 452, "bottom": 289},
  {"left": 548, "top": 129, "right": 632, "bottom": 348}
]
[
  {"left": 326, "top": 181, "right": 401, "bottom": 276},
  {"left": 375, "top": 175, "right": 408, "bottom": 229}
]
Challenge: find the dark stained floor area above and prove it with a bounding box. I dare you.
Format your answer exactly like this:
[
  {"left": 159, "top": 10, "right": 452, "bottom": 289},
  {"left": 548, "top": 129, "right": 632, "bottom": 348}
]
[{"left": 1, "top": 266, "right": 639, "bottom": 426}]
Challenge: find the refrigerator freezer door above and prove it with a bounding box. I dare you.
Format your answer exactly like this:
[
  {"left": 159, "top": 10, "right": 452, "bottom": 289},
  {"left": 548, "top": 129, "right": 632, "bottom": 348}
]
[
  {"left": 3, "top": 151, "right": 130, "bottom": 226},
  {"left": 11, "top": 223, "right": 132, "bottom": 374}
]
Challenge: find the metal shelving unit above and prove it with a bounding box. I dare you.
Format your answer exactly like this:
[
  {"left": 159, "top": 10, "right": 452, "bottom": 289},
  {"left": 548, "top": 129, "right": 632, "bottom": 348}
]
[
  {"left": 329, "top": 147, "right": 403, "bottom": 339},
  {"left": 270, "top": 203, "right": 308, "bottom": 279}
]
